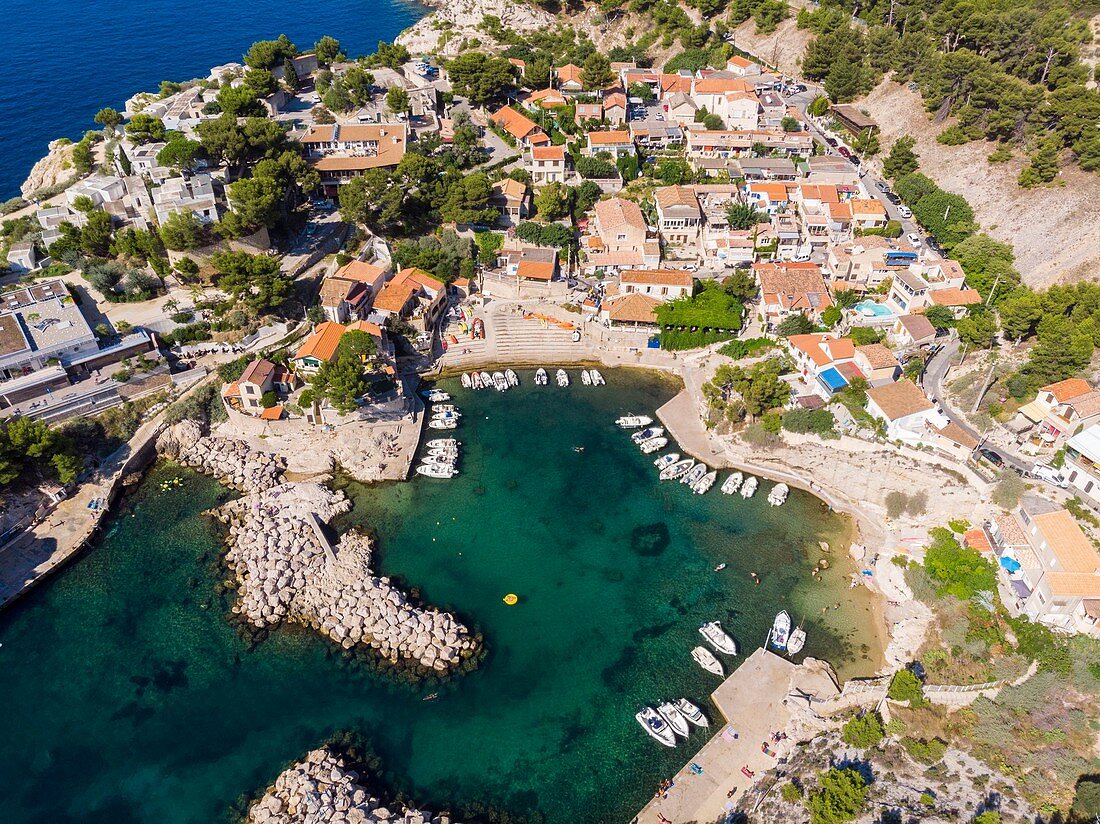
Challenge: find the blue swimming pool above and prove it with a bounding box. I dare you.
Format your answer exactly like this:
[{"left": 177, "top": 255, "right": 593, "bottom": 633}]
[{"left": 854, "top": 300, "right": 894, "bottom": 318}]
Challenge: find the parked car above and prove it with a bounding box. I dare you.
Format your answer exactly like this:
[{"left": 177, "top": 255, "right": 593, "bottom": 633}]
[
  {"left": 979, "top": 448, "right": 1004, "bottom": 468},
  {"left": 885, "top": 192, "right": 902, "bottom": 205},
  {"left": 848, "top": 154, "right": 861, "bottom": 166},
  {"left": 907, "top": 232, "right": 922, "bottom": 247},
  {"left": 825, "top": 136, "right": 838, "bottom": 147},
  {"left": 836, "top": 145, "right": 851, "bottom": 158},
  {"left": 875, "top": 180, "right": 891, "bottom": 193},
  {"left": 897, "top": 205, "right": 912, "bottom": 218},
  {"left": 1032, "top": 464, "right": 1069, "bottom": 488}
]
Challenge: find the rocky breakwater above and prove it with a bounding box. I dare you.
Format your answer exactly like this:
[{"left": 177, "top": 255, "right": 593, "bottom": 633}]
[
  {"left": 249, "top": 746, "right": 455, "bottom": 824},
  {"left": 157, "top": 419, "right": 286, "bottom": 492}
]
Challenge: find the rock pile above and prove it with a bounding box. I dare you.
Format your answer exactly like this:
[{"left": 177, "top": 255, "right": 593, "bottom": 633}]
[
  {"left": 215, "top": 482, "right": 476, "bottom": 671},
  {"left": 157, "top": 420, "right": 285, "bottom": 492},
  {"left": 249, "top": 747, "right": 454, "bottom": 824}
]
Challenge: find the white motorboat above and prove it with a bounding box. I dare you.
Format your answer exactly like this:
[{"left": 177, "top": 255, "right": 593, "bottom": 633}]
[
  {"left": 431, "top": 404, "right": 457, "bottom": 414},
  {"left": 740, "top": 476, "right": 758, "bottom": 498},
  {"left": 721, "top": 472, "right": 743, "bottom": 495},
  {"left": 590, "top": 369, "right": 605, "bottom": 386},
  {"left": 631, "top": 426, "right": 665, "bottom": 444},
  {"left": 770, "top": 610, "right": 792, "bottom": 651},
  {"left": 699, "top": 621, "right": 737, "bottom": 655},
  {"left": 505, "top": 369, "right": 519, "bottom": 387},
  {"left": 767, "top": 483, "right": 789, "bottom": 506},
  {"left": 787, "top": 623, "right": 807, "bottom": 656},
  {"left": 691, "top": 646, "right": 724, "bottom": 676},
  {"left": 615, "top": 415, "right": 653, "bottom": 429},
  {"left": 535, "top": 368, "right": 548, "bottom": 385},
  {"left": 654, "top": 452, "right": 680, "bottom": 470},
  {"left": 691, "top": 470, "right": 717, "bottom": 495},
  {"left": 428, "top": 418, "right": 457, "bottom": 430},
  {"left": 460, "top": 373, "right": 472, "bottom": 389},
  {"left": 426, "top": 449, "right": 457, "bottom": 462},
  {"left": 581, "top": 369, "right": 592, "bottom": 386},
  {"left": 556, "top": 369, "right": 569, "bottom": 387},
  {"left": 674, "top": 698, "right": 709, "bottom": 728},
  {"left": 636, "top": 707, "right": 677, "bottom": 747},
  {"left": 492, "top": 372, "right": 508, "bottom": 391},
  {"left": 416, "top": 463, "right": 458, "bottom": 478},
  {"left": 427, "top": 439, "right": 459, "bottom": 449},
  {"left": 660, "top": 459, "right": 694, "bottom": 480},
  {"left": 681, "top": 463, "right": 708, "bottom": 487},
  {"left": 657, "top": 701, "right": 690, "bottom": 738},
  {"left": 479, "top": 371, "right": 493, "bottom": 387},
  {"left": 470, "top": 372, "right": 483, "bottom": 390},
  {"left": 432, "top": 411, "right": 460, "bottom": 423},
  {"left": 422, "top": 389, "right": 451, "bottom": 403},
  {"left": 639, "top": 437, "right": 668, "bottom": 454}
]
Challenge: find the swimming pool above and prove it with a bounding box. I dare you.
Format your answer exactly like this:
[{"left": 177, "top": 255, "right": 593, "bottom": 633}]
[{"left": 854, "top": 300, "right": 894, "bottom": 318}]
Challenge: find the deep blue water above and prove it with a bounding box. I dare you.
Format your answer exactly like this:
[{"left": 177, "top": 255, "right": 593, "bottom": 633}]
[{"left": 2, "top": 0, "right": 427, "bottom": 199}]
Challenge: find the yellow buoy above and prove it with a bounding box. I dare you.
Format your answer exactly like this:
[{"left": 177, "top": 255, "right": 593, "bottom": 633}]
[{"left": 503, "top": 593, "right": 519, "bottom": 606}]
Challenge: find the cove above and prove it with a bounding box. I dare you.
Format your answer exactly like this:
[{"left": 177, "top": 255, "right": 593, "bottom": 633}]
[{"left": 0, "top": 368, "right": 882, "bottom": 823}]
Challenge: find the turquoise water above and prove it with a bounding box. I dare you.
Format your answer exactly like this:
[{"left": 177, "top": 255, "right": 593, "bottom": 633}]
[{"left": 0, "top": 369, "right": 880, "bottom": 822}]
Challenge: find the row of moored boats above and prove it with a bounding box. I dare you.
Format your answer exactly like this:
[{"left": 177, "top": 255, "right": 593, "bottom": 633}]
[
  {"left": 416, "top": 438, "right": 460, "bottom": 478},
  {"left": 460, "top": 369, "right": 519, "bottom": 392}
]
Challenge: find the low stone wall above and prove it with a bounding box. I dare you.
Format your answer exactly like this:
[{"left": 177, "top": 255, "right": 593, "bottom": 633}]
[{"left": 249, "top": 746, "right": 456, "bottom": 824}]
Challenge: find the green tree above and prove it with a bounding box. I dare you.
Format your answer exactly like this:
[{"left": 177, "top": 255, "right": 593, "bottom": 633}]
[
  {"left": 956, "top": 312, "right": 998, "bottom": 349},
  {"left": 924, "top": 527, "right": 996, "bottom": 598},
  {"left": 225, "top": 174, "right": 284, "bottom": 233},
  {"left": 822, "top": 305, "right": 842, "bottom": 327},
  {"left": 722, "top": 269, "right": 758, "bottom": 302},
  {"left": 997, "top": 291, "right": 1043, "bottom": 341},
  {"left": 581, "top": 53, "right": 614, "bottom": 91},
  {"left": 973, "top": 812, "right": 1001, "bottom": 824},
  {"left": 775, "top": 313, "right": 814, "bottom": 336},
  {"left": 80, "top": 210, "right": 113, "bottom": 257},
  {"left": 314, "top": 35, "right": 344, "bottom": 65},
  {"left": 807, "top": 767, "right": 868, "bottom": 824},
  {"left": 726, "top": 202, "right": 767, "bottom": 229},
  {"left": 923, "top": 305, "right": 956, "bottom": 330},
  {"left": 71, "top": 139, "right": 95, "bottom": 175},
  {"left": 210, "top": 250, "right": 292, "bottom": 311},
  {"left": 386, "top": 86, "right": 410, "bottom": 116},
  {"left": 807, "top": 95, "right": 830, "bottom": 117},
  {"left": 882, "top": 136, "right": 919, "bottom": 179},
  {"left": 156, "top": 134, "right": 202, "bottom": 171},
  {"left": 243, "top": 68, "right": 279, "bottom": 98},
  {"left": 244, "top": 34, "right": 297, "bottom": 70},
  {"left": 887, "top": 668, "right": 925, "bottom": 705},
  {"left": 841, "top": 711, "right": 884, "bottom": 748},
  {"left": 534, "top": 182, "right": 572, "bottom": 222},
  {"left": 217, "top": 83, "right": 264, "bottom": 117},
  {"left": 652, "top": 157, "right": 692, "bottom": 185},
  {"left": 125, "top": 113, "right": 166, "bottom": 143},
  {"left": 447, "top": 52, "right": 516, "bottom": 106},
  {"left": 1018, "top": 137, "right": 1061, "bottom": 187},
  {"left": 439, "top": 173, "right": 497, "bottom": 225},
  {"left": 159, "top": 211, "right": 205, "bottom": 251},
  {"left": 94, "top": 107, "right": 122, "bottom": 134},
  {"left": 780, "top": 115, "right": 801, "bottom": 132}
]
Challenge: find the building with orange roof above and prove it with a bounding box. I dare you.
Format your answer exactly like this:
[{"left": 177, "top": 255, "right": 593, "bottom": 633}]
[
  {"left": 865, "top": 378, "right": 941, "bottom": 443},
  {"left": 592, "top": 198, "right": 649, "bottom": 255},
  {"left": 755, "top": 261, "right": 833, "bottom": 325},
  {"left": 298, "top": 122, "right": 407, "bottom": 193},
  {"left": 574, "top": 102, "right": 604, "bottom": 126},
  {"left": 585, "top": 129, "right": 635, "bottom": 159},
  {"left": 370, "top": 268, "right": 447, "bottom": 350},
  {"left": 513, "top": 247, "right": 560, "bottom": 282},
  {"left": 490, "top": 106, "right": 549, "bottom": 147},
  {"left": 602, "top": 91, "right": 628, "bottom": 125},
  {"left": 849, "top": 198, "right": 888, "bottom": 230},
  {"left": 319, "top": 260, "right": 390, "bottom": 323},
  {"left": 989, "top": 495, "right": 1100, "bottom": 636},
  {"left": 223, "top": 357, "right": 299, "bottom": 416},
  {"left": 620, "top": 269, "right": 694, "bottom": 300},
  {"left": 784, "top": 333, "right": 861, "bottom": 398},
  {"left": 659, "top": 73, "right": 693, "bottom": 96},
  {"left": 490, "top": 178, "right": 531, "bottom": 226},
  {"left": 600, "top": 292, "right": 663, "bottom": 328},
  {"left": 726, "top": 55, "right": 761, "bottom": 76},
  {"left": 1016, "top": 379, "right": 1100, "bottom": 451},
  {"left": 556, "top": 63, "right": 584, "bottom": 93},
  {"left": 526, "top": 144, "right": 568, "bottom": 186},
  {"left": 745, "top": 182, "right": 791, "bottom": 213},
  {"left": 292, "top": 322, "right": 348, "bottom": 373},
  {"left": 523, "top": 87, "right": 568, "bottom": 110}
]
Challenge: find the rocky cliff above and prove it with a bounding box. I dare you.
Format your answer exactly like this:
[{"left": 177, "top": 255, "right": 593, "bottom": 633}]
[
  {"left": 20, "top": 139, "right": 78, "bottom": 198},
  {"left": 396, "top": 0, "right": 555, "bottom": 56}
]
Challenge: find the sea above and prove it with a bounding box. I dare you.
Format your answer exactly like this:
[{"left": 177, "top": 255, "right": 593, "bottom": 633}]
[
  {"left": 1, "top": 0, "right": 429, "bottom": 200},
  {"left": 0, "top": 370, "right": 883, "bottom": 822}
]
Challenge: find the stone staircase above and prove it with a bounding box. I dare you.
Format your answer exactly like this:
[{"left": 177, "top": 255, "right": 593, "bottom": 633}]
[{"left": 439, "top": 309, "right": 586, "bottom": 369}]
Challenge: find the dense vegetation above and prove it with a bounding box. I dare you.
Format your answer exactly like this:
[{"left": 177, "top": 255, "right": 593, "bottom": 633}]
[
  {"left": 654, "top": 281, "right": 744, "bottom": 349},
  {"left": 798, "top": 0, "right": 1100, "bottom": 180}
]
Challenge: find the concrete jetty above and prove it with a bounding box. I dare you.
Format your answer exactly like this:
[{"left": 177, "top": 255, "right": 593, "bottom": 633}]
[{"left": 634, "top": 648, "right": 840, "bottom": 824}]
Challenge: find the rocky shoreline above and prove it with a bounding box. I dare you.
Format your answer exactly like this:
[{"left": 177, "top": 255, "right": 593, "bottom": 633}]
[
  {"left": 248, "top": 745, "right": 456, "bottom": 824},
  {"left": 156, "top": 421, "right": 480, "bottom": 673}
]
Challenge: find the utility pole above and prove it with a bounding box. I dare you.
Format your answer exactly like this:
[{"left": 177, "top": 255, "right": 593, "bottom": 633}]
[
  {"left": 985, "top": 274, "right": 1001, "bottom": 307},
  {"left": 971, "top": 356, "right": 998, "bottom": 414}
]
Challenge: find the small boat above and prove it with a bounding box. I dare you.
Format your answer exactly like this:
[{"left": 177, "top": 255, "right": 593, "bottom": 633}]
[
  {"left": 639, "top": 437, "right": 668, "bottom": 454},
  {"left": 691, "top": 470, "right": 717, "bottom": 494},
  {"left": 721, "top": 472, "right": 743, "bottom": 495},
  {"left": 714, "top": 563, "right": 727, "bottom": 572},
  {"left": 416, "top": 463, "right": 458, "bottom": 478},
  {"left": 657, "top": 701, "right": 690, "bottom": 738},
  {"left": 615, "top": 415, "right": 653, "bottom": 429},
  {"left": 427, "top": 439, "right": 458, "bottom": 449},
  {"left": 535, "top": 368, "right": 548, "bottom": 385},
  {"left": 631, "top": 426, "right": 664, "bottom": 444},
  {"left": 590, "top": 369, "right": 605, "bottom": 386},
  {"left": 422, "top": 692, "right": 439, "bottom": 702},
  {"left": 556, "top": 369, "right": 569, "bottom": 387},
  {"left": 675, "top": 698, "right": 709, "bottom": 728},
  {"left": 472, "top": 318, "right": 485, "bottom": 339},
  {"left": 770, "top": 610, "right": 792, "bottom": 651},
  {"left": 581, "top": 369, "right": 592, "bottom": 386},
  {"left": 470, "top": 373, "right": 483, "bottom": 390},
  {"left": 426, "top": 449, "right": 457, "bottom": 462},
  {"left": 460, "top": 373, "right": 472, "bottom": 389},
  {"left": 573, "top": 446, "right": 585, "bottom": 453},
  {"left": 492, "top": 372, "right": 508, "bottom": 391},
  {"left": 654, "top": 452, "right": 680, "bottom": 470},
  {"left": 505, "top": 369, "right": 519, "bottom": 387},
  {"left": 787, "top": 623, "right": 807, "bottom": 656},
  {"left": 432, "top": 404, "right": 457, "bottom": 414},
  {"left": 479, "top": 371, "right": 493, "bottom": 387},
  {"left": 767, "top": 483, "right": 789, "bottom": 506},
  {"left": 428, "top": 418, "right": 457, "bottom": 430},
  {"left": 691, "top": 646, "right": 724, "bottom": 676},
  {"left": 432, "top": 411, "right": 460, "bottom": 422},
  {"left": 422, "top": 389, "right": 451, "bottom": 402},
  {"left": 681, "top": 462, "right": 708, "bottom": 487},
  {"left": 660, "top": 459, "right": 694, "bottom": 481},
  {"left": 699, "top": 621, "right": 737, "bottom": 655},
  {"left": 740, "top": 476, "right": 758, "bottom": 498},
  {"left": 636, "top": 707, "right": 677, "bottom": 747}
]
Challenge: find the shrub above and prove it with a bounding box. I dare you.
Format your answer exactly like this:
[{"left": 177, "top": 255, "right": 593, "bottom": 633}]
[
  {"left": 781, "top": 781, "right": 803, "bottom": 803},
  {"left": 842, "top": 712, "right": 885, "bottom": 748},
  {"left": 112, "top": 368, "right": 133, "bottom": 382},
  {"left": 807, "top": 767, "right": 868, "bottom": 824},
  {"left": 973, "top": 811, "right": 1001, "bottom": 824},
  {"left": 260, "top": 390, "right": 278, "bottom": 408},
  {"left": 887, "top": 669, "right": 925, "bottom": 705},
  {"left": 717, "top": 337, "right": 773, "bottom": 360},
  {"left": 923, "top": 526, "right": 997, "bottom": 599},
  {"left": 902, "top": 736, "right": 947, "bottom": 763},
  {"left": 782, "top": 408, "right": 837, "bottom": 439}
]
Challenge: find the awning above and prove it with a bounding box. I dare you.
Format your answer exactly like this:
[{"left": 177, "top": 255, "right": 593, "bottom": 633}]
[
  {"left": 1010, "top": 578, "right": 1031, "bottom": 598},
  {"left": 818, "top": 367, "right": 848, "bottom": 392},
  {"left": 1017, "top": 399, "right": 1048, "bottom": 423}
]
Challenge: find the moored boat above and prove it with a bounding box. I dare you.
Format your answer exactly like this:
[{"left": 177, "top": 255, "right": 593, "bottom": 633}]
[
  {"left": 581, "top": 369, "right": 592, "bottom": 386},
  {"left": 699, "top": 620, "right": 737, "bottom": 655},
  {"left": 787, "top": 623, "right": 807, "bottom": 655},
  {"left": 422, "top": 389, "right": 450, "bottom": 402},
  {"left": 479, "top": 371, "right": 493, "bottom": 387},
  {"left": 767, "top": 483, "right": 790, "bottom": 506},
  {"left": 431, "top": 404, "right": 457, "bottom": 414},
  {"left": 505, "top": 369, "right": 519, "bottom": 387},
  {"left": 427, "top": 439, "right": 459, "bottom": 449},
  {"left": 769, "top": 610, "right": 792, "bottom": 651},
  {"left": 636, "top": 707, "right": 677, "bottom": 747},
  {"left": 460, "top": 373, "right": 472, "bottom": 389},
  {"left": 657, "top": 701, "right": 690, "bottom": 737},
  {"left": 492, "top": 372, "right": 508, "bottom": 391},
  {"left": 470, "top": 373, "right": 483, "bottom": 390},
  {"left": 740, "top": 476, "right": 758, "bottom": 498},
  {"left": 615, "top": 415, "right": 653, "bottom": 429},
  {"left": 631, "top": 426, "right": 665, "bottom": 444},
  {"left": 590, "top": 369, "right": 605, "bottom": 385},
  {"left": 428, "top": 418, "right": 458, "bottom": 430},
  {"left": 639, "top": 437, "right": 668, "bottom": 454},
  {"left": 416, "top": 463, "right": 458, "bottom": 478},
  {"left": 654, "top": 452, "right": 680, "bottom": 470},
  {"left": 556, "top": 369, "right": 569, "bottom": 387},
  {"left": 721, "top": 472, "right": 743, "bottom": 495},
  {"left": 674, "top": 698, "right": 709, "bottom": 728},
  {"left": 691, "top": 645, "right": 724, "bottom": 676},
  {"left": 681, "top": 462, "right": 708, "bottom": 486},
  {"left": 691, "top": 470, "right": 717, "bottom": 494},
  {"left": 535, "top": 368, "right": 548, "bottom": 385},
  {"left": 660, "top": 459, "right": 694, "bottom": 481}
]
